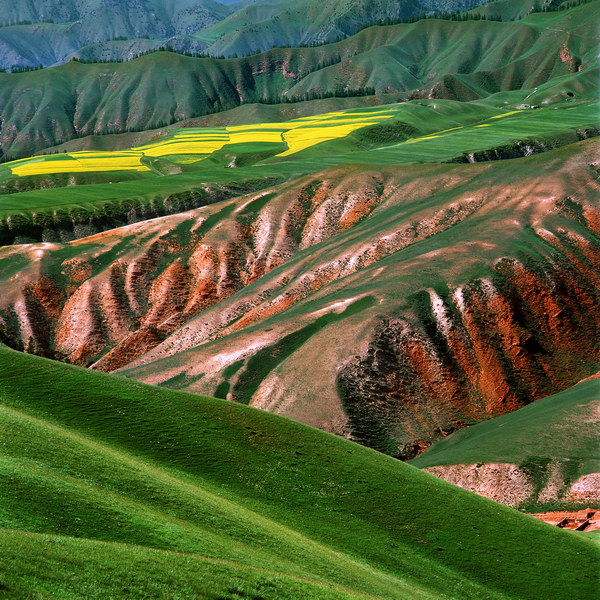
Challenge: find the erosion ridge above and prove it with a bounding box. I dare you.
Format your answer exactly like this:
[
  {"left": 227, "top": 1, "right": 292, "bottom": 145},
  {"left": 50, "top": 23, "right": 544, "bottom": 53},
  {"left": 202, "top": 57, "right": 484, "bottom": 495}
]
[{"left": 1, "top": 138, "right": 598, "bottom": 458}]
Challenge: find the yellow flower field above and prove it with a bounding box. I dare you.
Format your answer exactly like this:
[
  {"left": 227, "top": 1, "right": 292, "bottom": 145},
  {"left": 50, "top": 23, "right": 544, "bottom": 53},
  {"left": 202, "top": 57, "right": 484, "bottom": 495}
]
[
  {"left": 6, "top": 107, "right": 398, "bottom": 177},
  {"left": 10, "top": 152, "right": 150, "bottom": 177}
]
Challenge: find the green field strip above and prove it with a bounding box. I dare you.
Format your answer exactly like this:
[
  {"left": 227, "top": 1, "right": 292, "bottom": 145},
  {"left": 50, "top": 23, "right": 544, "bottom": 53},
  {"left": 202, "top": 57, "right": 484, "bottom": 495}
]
[{"left": 0, "top": 99, "right": 596, "bottom": 222}]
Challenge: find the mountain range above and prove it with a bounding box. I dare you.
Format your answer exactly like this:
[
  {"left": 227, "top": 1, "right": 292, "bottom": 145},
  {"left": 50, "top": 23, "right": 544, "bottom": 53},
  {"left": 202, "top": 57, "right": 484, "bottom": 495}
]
[
  {"left": 0, "top": 1, "right": 596, "bottom": 159},
  {"left": 0, "top": 0, "right": 527, "bottom": 72}
]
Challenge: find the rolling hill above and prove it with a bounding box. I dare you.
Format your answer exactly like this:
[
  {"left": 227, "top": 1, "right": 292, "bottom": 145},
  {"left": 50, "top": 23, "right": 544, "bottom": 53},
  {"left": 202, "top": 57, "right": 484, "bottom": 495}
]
[
  {"left": 0, "top": 343, "right": 598, "bottom": 599},
  {"left": 0, "top": 94, "right": 597, "bottom": 245},
  {"left": 0, "top": 1, "right": 597, "bottom": 159},
  {"left": 411, "top": 377, "right": 600, "bottom": 509},
  {"left": 1, "top": 134, "right": 597, "bottom": 459}
]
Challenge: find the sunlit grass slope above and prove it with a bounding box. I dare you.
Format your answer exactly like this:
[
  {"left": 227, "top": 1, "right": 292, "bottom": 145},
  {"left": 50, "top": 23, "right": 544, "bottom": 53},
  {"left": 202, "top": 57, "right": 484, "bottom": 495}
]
[
  {"left": 0, "top": 530, "right": 378, "bottom": 600},
  {"left": 411, "top": 377, "right": 600, "bottom": 476},
  {"left": 0, "top": 344, "right": 598, "bottom": 599}
]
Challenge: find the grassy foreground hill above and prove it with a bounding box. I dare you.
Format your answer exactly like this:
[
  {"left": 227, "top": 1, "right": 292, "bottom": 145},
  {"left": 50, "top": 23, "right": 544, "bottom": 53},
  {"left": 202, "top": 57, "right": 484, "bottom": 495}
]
[
  {"left": 0, "top": 343, "right": 598, "bottom": 599},
  {"left": 411, "top": 377, "right": 600, "bottom": 509}
]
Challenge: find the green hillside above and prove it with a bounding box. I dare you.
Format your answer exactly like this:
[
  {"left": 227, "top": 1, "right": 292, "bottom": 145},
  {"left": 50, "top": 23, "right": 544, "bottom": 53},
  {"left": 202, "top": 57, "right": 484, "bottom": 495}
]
[
  {"left": 194, "top": 0, "right": 491, "bottom": 56},
  {"left": 0, "top": 343, "right": 598, "bottom": 599},
  {"left": 411, "top": 377, "right": 600, "bottom": 471},
  {"left": 0, "top": 1, "right": 597, "bottom": 159},
  {"left": 0, "top": 96, "right": 596, "bottom": 245},
  {"left": 410, "top": 377, "right": 600, "bottom": 509},
  {"left": 0, "top": 0, "right": 495, "bottom": 70}
]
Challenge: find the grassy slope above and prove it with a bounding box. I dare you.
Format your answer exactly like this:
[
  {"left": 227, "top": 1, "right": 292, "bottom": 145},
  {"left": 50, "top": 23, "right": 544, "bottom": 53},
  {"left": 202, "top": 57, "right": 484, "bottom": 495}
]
[
  {"left": 411, "top": 378, "right": 600, "bottom": 472},
  {"left": 196, "top": 0, "right": 491, "bottom": 56},
  {"left": 0, "top": 530, "right": 381, "bottom": 600},
  {"left": 0, "top": 1, "right": 597, "bottom": 159},
  {"left": 0, "top": 343, "right": 599, "bottom": 599}
]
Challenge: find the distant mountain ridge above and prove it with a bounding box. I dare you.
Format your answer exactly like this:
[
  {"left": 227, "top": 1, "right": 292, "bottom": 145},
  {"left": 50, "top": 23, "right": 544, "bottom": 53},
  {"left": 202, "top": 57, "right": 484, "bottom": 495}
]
[
  {"left": 0, "top": 0, "right": 231, "bottom": 29},
  {"left": 0, "top": 0, "right": 232, "bottom": 70},
  {"left": 0, "top": 2, "right": 596, "bottom": 159},
  {"left": 0, "top": 0, "right": 501, "bottom": 70}
]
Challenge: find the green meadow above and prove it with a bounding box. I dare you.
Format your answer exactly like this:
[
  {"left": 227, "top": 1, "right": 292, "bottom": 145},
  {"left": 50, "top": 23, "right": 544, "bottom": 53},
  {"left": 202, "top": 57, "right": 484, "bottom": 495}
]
[
  {"left": 0, "top": 344, "right": 598, "bottom": 599},
  {"left": 0, "top": 96, "right": 596, "bottom": 248}
]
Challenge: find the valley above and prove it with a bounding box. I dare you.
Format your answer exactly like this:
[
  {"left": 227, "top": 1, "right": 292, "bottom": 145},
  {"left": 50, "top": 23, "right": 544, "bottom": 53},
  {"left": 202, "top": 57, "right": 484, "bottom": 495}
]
[
  {"left": 1, "top": 134, "right": 598, "bottom": 461},
  {"left": 0, "top": 1, "right": 598, "bottom": 598}
]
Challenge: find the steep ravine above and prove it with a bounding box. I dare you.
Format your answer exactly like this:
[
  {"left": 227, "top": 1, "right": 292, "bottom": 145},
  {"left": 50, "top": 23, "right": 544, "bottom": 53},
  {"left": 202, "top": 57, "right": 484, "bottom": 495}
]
[{"left": 338, "top": 254, "right": 599, "bottom": 457}]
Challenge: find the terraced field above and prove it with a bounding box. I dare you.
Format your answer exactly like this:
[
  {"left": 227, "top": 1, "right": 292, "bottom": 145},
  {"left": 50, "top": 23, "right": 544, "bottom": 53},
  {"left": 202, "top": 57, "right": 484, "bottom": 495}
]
[
  {"left": 5, "top": 101, "right": 597, "bottom": 180},
  {"left": 0, "top": 96, "right": 596, "bottom": 245},
  {"left": 4, "top": 109, "right": 397, "bottom": 178},
  {"left": 8, "top": 151, "right": 151, "bottom": 177}
]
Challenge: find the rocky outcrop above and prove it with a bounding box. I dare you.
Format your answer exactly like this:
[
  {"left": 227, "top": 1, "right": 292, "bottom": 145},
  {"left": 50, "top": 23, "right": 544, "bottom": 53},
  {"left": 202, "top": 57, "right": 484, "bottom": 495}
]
[{"left": 423, "top": 464, "right": 600, "bottom": 508}]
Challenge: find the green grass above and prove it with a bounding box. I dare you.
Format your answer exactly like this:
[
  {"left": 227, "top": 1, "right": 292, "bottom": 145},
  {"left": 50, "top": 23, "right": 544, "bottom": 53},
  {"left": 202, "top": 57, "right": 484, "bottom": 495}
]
[
  {"left": 0, "top": 530, "right": 380, "bottom": 600},
  {"left": 0, "top": 96, "right": 596, "bottom": 246},
  {"left": 0, "top": 344, "right": 598, "bottom": 599},
  {"left": 411, "top": 378, "right": 600, "bottom": 472}
]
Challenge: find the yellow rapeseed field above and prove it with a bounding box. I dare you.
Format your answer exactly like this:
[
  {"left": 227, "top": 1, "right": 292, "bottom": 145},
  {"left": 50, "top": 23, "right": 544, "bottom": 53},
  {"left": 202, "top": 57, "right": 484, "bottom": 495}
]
[
  {"left": 490, "top": 110, "right": 522, "bottom": 119},
  {"left": 7, "top": 107, "right": 399, "bottom": 177},
  {"left": 11, "top": 152, "right": 150, "bottom": 177},
  {"left": 276, "top": 110, "right": 396, "bottom": 156}
]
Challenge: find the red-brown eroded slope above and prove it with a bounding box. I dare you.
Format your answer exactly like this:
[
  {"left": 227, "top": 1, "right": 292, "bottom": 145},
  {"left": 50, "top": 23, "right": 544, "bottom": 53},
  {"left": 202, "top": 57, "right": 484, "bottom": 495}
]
[{"left": 0, "top": 139, "right": 598, "bottom": 456}]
